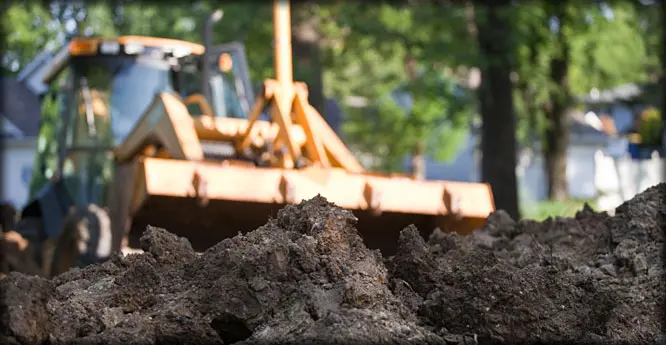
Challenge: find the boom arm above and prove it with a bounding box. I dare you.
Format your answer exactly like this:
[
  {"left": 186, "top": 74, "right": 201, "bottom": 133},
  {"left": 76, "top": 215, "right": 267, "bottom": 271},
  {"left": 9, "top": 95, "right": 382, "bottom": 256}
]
[{"left": 235, "top": 0, "right": 364, "bottom": 173}]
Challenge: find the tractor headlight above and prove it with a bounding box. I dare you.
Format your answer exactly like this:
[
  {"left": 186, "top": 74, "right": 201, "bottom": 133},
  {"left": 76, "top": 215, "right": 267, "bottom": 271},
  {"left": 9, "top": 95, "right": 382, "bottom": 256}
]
[
  {"left": 124, "top": 42, "right": 145, "bottom": 55},
  {"left": 100, "top": 41, "right": 120, "bottom": 55}
]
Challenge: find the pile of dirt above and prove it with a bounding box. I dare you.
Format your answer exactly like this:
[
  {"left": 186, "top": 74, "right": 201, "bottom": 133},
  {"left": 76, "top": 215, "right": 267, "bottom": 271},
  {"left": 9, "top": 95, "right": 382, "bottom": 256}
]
[
  {"left": 1, "top": 184, "right": 664, "bottom": 345},
  {"left": 389, "top": 183, "right": 665, "bottom": 344},
  {"left": 1, "top": 196, "right": 442, "bottom": 345}
]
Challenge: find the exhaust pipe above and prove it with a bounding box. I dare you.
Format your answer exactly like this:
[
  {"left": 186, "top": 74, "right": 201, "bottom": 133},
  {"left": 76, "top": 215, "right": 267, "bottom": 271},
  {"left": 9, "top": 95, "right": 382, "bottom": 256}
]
[{"left": 201, "top": 9, "right": 224, "bottom": 101}]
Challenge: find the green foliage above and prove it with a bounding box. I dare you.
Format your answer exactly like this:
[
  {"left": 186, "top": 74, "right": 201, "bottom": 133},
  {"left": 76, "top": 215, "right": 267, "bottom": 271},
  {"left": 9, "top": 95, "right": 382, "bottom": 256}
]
[
  {"left": 81, "top": 3, "right": 118, "bottom": 37},
  {"left": 568, "top": 3, "right": 652, "bottom": 95},
  {"left": 512, "top": 1, "right": 658, "bottom": 148},
  {"left": 512, "top": 4, "right": 552, "bottom": 145},
  {"left": 29, "top": 84, "right": 64, "bottom": 197},
  {"left": 638, "top": 107, "right": 662, "bottom": 146},
  {"left": 324, "top": 4, "right": 476, "bottom": 171},
  {"left": 205, "top": 3, "right": 274, "bottom": 82},
  {"left": 521, "top": 198, "right": 597, "bottom": 221},
  {"left": 2, "top": 0, "right": 663, "bottom": 190},
  {"left": 1, "top": 3, "right": 60, "bottom": 74},
  {"left": 405, "top": 73, "right": 473, "bottom": 162},
  {"left": 342, "top": 71, "right": 473, "bottom": 172},
  {"left": 522, "top": 198, "right": 594, "bottom": 221}
]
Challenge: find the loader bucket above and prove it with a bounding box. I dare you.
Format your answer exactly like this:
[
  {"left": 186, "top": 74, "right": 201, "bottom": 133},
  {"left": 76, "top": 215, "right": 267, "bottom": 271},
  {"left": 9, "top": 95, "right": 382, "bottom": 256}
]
[{"left": 127, "top": 157, "right": 494, "bottom": 256}]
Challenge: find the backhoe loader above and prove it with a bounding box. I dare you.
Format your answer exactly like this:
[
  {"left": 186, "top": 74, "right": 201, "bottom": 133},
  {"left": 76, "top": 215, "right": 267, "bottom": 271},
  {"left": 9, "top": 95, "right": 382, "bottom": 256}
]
[{"left": 6, "top": 0, "right": 495, "bottom": 277}]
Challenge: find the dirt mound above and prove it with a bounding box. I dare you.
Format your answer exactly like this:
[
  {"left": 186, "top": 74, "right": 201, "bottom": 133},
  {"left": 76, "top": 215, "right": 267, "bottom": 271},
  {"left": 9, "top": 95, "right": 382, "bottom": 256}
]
[
  {"left": 389, "top": 183, "right": 665, "bottom": 344},
  {"left": 1, "top": 184, "right": 664, "bottom": 345},
  {"left": 1, "top": 196, "right": 443, "bottom": 345}
]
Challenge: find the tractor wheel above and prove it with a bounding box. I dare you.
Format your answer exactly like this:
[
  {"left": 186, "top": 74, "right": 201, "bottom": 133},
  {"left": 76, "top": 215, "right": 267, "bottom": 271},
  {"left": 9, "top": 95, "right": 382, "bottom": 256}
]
[
  {"left": 49, "top": 204, "right": 113, "bottom": 277},
  {"left": 0, "top": 230, "right": 43, "bottom": 277},
  {"left": 0, "top": 202, "right": 17, "bottom": 232},
  {"left": 12, "top": 216, "right": 50, "bottom": 276}
]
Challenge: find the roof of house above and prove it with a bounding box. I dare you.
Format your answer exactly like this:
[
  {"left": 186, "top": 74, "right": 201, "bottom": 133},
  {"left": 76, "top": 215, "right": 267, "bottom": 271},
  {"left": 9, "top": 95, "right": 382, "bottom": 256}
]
[
  {"left": 0, "top": 77, "right": 42, "bottom": 138},
  {"left": 569, "top": 109, "right": 610, "bottom": 145},
  {"left": 577, "top": 82, "right": 660, "bottom": 105},
  {"left": 521, "top": 110, "right": 609, "bottom": 147}
]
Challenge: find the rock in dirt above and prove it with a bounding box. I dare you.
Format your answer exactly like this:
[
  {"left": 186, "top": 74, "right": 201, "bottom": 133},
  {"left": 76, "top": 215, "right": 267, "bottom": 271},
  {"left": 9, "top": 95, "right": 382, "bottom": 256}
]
[{"left": 1, "top": 185, "right": 664, "bottom": 345}]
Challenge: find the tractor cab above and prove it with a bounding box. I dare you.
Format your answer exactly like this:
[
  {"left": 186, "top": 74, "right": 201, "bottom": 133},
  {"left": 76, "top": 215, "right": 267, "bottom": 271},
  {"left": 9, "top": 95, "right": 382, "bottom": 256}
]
[
  {"left": 21, "top": 36, "right": 256, "bottom": 240},
  {"left": 172, "top": 41, "right": 256, "bottom": 120}
]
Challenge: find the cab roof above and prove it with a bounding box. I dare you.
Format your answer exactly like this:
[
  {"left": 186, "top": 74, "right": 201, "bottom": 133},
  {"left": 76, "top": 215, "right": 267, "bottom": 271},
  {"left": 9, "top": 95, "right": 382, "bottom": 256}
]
[{"left": 69, "top": 36, "right": 205, "bottom": 56}]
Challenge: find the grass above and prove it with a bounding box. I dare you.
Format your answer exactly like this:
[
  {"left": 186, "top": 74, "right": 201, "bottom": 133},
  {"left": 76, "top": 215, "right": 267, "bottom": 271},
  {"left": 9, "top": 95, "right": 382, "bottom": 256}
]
[{"left": 520, "top": 198, "right": 598, "bottom": 221}]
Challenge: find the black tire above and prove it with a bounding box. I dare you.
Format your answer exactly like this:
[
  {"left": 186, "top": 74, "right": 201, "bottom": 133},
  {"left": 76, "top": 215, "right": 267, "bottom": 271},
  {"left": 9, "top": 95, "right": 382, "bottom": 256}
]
[
  {"left": 50, "top": 204, "right": 113, "bottom": 276},
  {"left": 13, "top": 216, "right": 45, "bottom": 241},
  {"left": 13, "top": 216, "right": 47, "bottom": 274},
  {"left": 0, "top": 230, "right": 43, "bottom": 277},
  {"left": 0, "top": 202, "right": 17, "bottom": 232}
]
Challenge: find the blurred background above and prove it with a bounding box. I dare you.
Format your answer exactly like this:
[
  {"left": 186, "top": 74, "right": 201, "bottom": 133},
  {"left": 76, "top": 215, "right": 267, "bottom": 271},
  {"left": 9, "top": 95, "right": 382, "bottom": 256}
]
[{"left": 0, "top": 0, "right": 664, "bottom": 221}]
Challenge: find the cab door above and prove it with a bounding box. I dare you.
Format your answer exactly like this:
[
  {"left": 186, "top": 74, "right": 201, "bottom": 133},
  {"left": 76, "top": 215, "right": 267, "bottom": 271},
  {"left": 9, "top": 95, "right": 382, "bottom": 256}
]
[
  {"left": 207, "top": 42, "right": 275, "bottom": 121},
  {"left": 207, "top": 42, "right": 255, "bottom": 115}
]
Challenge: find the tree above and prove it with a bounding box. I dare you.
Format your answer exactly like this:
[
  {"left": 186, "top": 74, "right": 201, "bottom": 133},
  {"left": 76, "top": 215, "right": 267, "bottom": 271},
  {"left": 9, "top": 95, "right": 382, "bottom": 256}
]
[
  {"left": 474, "top": 2, "right": 520, "bottom": 219},
  {"left": 291, "top": 2, "right": 326, "bottom": 114},
  {"left": 512, "top": 1, "right": 655, "bottom": 202},
  {"left": 326, "top": 3, "right": 475, "bottom": 174},
  {"left": 632, "top": 0, "right": 665, "bottom": 151},
  {"left": 513, "top": 5, "right": 551, "bottom": 149},
  {"left": 1, "top": 3, "right": 60, "bottom": 74},
  {"left": 542, "top": 2, "right": 573, "bottom": 202}
]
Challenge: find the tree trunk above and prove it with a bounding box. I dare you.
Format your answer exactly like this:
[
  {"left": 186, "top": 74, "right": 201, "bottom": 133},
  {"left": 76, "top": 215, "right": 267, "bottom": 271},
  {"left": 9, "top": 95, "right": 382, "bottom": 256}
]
[
  {"left": 404, "top": 54, "right": 426, "bottom": 180},
  {"left": 543, "top": 5, "right": 571, "bottom": 202},
  {"left": 291, "top": 5, "right": 325, "bottom": 115},
  {"left": 411, "top": 140, "right": 426, "bottom": 180},
  {"left": 520, "top": 32, "right": 541, "bottom": 150},
  {"left": 475, "top": 3, "right": 520, "bottom": 219},
  {"left": 543, "top": 99, "right": 569, "bottom": 202}
]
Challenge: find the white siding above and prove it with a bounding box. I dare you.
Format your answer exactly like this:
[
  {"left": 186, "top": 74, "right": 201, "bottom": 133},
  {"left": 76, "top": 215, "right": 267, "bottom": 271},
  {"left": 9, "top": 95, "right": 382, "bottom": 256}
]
[
  {"left": 414, "top": 129, "right": 664, "bottom": 212},
  {"left": 1, "top": 138, "right": 38, "bottom": 209}
]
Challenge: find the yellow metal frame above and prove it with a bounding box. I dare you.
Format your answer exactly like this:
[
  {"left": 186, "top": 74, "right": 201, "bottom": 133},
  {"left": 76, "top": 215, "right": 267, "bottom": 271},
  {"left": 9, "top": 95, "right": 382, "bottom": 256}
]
[
  {"left": 108, "top": 0, "right": 495, "bottom": 224},
  {"left": 69, "top": 36, "right": 206, "bottom": 56},
  {"left": 135, "top": 156, "right": 494, "bottom": 219},
  {"left": 235, "top": 0, "right": 364, "bottom": 173},
  {"left": 90, "top": 0, "right": 495, "bottom": 257}
]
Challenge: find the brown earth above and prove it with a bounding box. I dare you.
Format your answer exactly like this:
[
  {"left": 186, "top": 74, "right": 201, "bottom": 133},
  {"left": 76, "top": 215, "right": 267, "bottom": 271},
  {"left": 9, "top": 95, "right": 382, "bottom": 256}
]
[{"left": 1, "top": 183, "right": 664, "bottom": 345}]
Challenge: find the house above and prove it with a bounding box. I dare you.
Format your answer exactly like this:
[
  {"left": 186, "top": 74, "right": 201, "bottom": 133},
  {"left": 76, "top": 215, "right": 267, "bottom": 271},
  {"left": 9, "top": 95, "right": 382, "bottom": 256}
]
[
  {"left": 423, "top": 109, "right": 613, "bottom": 203},
  {"left": 577, "top": 83, "right": 644, "bottom": 135},
  {"left": 424, "top": 82, "right": 664, "bottom": 211},
  {"left": 1, "top": 77, "right": 41, "bottom": 210},
  {"left": 515, "top": 109, "right": 614, "bottom": 202},
  {"left": 577, "top": 82, "right": 665, "bottom": 211},
  {"left": 292, "top": 78, "right": 664, "bottom": 212}
]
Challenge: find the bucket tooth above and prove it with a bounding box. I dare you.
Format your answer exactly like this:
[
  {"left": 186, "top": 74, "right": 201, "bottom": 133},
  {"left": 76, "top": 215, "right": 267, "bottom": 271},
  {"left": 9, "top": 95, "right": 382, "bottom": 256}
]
[
  {"left": 279, "top": 175, "right": 296, "bottom": 204},
  {"left": 191, "top": 170, "right": 209, "bottom": 207},
  {"left": 363, "top": 181, "right": 382, "bottom": 216},
  {"left": 442, "top": 188, "right": 464, "bottom": 220}
]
